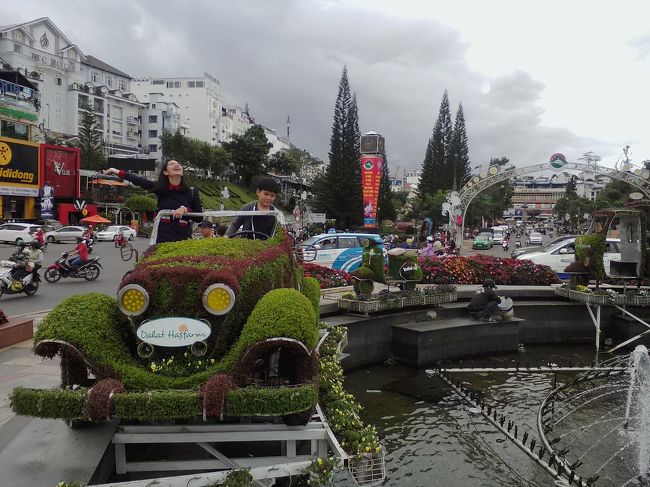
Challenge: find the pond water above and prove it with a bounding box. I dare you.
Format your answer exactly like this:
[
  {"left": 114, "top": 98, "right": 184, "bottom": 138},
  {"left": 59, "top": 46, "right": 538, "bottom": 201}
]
[{"left": 341, "top": 344, "right": 607, "bottom": 487}]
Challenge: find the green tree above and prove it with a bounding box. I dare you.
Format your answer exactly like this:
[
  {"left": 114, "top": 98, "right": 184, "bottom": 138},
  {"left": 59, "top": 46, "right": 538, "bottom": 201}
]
[
  {"left": 161, "top": 130, "right": 229, "bottom": 178},
  {"left": 316, "top": 67, "right": 362, "bottom": 228},
  {"left": 418, "top": 90, "right": 453, "bottom": 195},
  {"left": 449, "top": 103, "right": 470, "bottom": 190},
  {"left": 267, "top": 150, "right": 299, "bottom": 175},
  {"left": 465, "top": 180, "right": 514, "bottom": 227},
  {"left": 554, "top": 196, "right": 594, "bottom": 232},
  {"left": 565, "top": 175, "right": 578, "bottom": 199},
  {"left": 223, "top": 124, "right": 270, "bottom": 186},
  {"left": 77, "top": 103, "right": 104, "bottom": 170},
  {"left": 377, "top": 150, "right": 396, "bottom": 222},
  {"left": 594, "top": 179, "right": 636, "bottom": 209},
  {"left": 124, "top": 194, "right": 157, "bottom": 213}
]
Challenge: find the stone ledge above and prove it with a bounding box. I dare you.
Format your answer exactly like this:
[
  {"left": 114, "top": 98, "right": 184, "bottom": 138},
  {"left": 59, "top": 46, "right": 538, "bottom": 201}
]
[{"left": 0, "top": 318, "right": 34, "bottom": 349}]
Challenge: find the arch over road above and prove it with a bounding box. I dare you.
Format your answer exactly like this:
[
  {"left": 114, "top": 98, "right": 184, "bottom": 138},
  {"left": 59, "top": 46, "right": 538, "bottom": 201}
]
[{"left": 442, "top": 161, "right": 650, "bottom": 247}]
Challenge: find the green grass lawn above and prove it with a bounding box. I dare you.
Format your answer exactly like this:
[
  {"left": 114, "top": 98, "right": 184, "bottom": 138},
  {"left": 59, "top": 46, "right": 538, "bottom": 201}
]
[{"left": 185, "top": 178, "right": 258, "bottom": 211}]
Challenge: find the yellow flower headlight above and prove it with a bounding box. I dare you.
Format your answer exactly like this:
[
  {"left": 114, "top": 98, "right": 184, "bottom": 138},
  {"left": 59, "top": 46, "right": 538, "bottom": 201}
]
[
  {"left": 202, "top": 283, "right": 235, "bottom": 315},
  {"left": 118, "top": 284, "right": 150, "bottom": 316}
]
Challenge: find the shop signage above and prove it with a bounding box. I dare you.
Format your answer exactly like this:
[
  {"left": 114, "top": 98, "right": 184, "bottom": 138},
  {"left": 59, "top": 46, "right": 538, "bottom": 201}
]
[
  {"left": 41, "top": 145, "right": 80, "bottom": 198},
  {"left": 137, "top": 317, "right": 211, "bottom": 347},
  {"left": 361, "top": 155, "right": 383, "bottom": 228},
  {"left": 0, "top": 137, "right": 39, "bottom": 196}
]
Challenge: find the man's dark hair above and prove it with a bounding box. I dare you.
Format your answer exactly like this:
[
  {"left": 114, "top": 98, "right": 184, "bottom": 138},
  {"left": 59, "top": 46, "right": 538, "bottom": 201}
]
[{"left": 257, "top": 177, "right": 280, "bottom": 194}]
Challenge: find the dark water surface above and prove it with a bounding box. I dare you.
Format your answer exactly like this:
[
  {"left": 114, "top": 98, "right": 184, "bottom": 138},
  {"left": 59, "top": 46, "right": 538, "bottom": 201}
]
[{"left": 341, "top": 344, "right": 605, "bottom": 487}]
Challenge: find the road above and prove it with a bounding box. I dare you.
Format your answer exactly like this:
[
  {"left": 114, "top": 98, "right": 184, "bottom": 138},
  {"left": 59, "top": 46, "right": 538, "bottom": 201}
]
[
  {"left": 461, "top": 233, "right": 555, "bottom": 258},
  {"left": 0, "top": 238, "right": 151, "bottom": 318}
]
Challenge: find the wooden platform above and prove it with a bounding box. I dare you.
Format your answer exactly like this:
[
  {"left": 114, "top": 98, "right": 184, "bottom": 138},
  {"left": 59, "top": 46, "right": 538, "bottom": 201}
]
[
  {"left": 392, "top": 317, "right": 526, "bottom": 367},
  {"left": 0, "top": 318, "right": 33, "bottom": 349}
]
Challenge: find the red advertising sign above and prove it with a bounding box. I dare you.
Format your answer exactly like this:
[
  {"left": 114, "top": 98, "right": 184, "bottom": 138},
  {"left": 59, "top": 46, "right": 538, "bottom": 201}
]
[
  {"left": 40, "top": 144, "right": 80, "bottom": 199},
  {"left": 361, "top": 155, "right": 383, "bottom": 228}
]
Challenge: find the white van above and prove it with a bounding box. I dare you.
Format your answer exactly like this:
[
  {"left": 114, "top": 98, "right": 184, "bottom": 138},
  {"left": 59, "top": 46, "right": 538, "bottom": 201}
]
[{"left": 492, "top": 227, "right": 505, "bottom": 244}]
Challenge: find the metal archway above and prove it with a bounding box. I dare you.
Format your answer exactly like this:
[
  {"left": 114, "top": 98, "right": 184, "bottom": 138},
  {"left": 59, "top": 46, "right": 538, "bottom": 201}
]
[{"left": 442, "top": 161, "right": 650, "bottom": 248}]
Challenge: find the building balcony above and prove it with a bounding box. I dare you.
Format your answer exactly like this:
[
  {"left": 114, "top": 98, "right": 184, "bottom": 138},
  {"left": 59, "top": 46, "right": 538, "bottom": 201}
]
[{"left": 126, "top": 116, "right": 139, "bottom": 124}]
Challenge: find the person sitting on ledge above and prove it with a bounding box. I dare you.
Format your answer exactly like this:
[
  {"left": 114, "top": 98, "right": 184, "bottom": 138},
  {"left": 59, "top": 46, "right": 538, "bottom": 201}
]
[{"left": 467, "top": 279, "right": 502, "bottom": 322}]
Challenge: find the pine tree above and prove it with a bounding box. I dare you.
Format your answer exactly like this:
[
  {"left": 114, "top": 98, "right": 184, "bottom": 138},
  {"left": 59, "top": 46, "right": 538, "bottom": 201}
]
[
  {"left": 377, "top": 149, "right": 396, "bottom": 222},
  {"left": 418, "top": 90, "right": 453, "bottom": 196},
  {"left": 78, "top": 103, "right": 104, "bottom": 170},
  {"left": 318, "top": 67, "right": 362, "bottom": 229},
  {"left": 450, "top": 103, "right": 470, "bottom": 190}
]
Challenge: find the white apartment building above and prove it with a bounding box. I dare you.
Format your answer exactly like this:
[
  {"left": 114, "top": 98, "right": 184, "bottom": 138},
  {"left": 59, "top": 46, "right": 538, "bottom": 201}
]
[
  {"left": 138, "top": 93, "right": 183, "bottom": 162},
  {"left": 0, "top": 17, "right": 142, "bottom": 155},
  {"left": 219, "top": 105, "right": 252, "bottom": 143},
  {"left": 263, "top": 126, "right": 291, "bottom": 155},
  {"left": 131, "top": 74, "right": 223, "bottom": 145}
]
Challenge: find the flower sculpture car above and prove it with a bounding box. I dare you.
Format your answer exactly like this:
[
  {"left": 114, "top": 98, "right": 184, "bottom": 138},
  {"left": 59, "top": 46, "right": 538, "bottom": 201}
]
[{"left": 11, "top": 220, "right": 323, "bottom": 425}]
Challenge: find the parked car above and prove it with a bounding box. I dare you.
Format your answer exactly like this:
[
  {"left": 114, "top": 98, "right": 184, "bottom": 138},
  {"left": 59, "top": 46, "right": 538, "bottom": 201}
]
[
  {"left": 516, "top": 237, "right": 621, "bottom": 279},
  {"left": 472, "top": 235, "right": 492, "bottom": 250},
  {"left": 511, "top": 235, "right": 577, "bottom": 259},
  {"left": 299, "top": 233, "right": 384, "bottom": 272},
  {"left": 44, "top": 226, "right": 85, "bottom": 243},
  {"left": 528, "top": 232, "right": 544, "bottom": 245},
  {"left": 96, "top": 225, "right": 136, "bottom": 242},
  {"left": 0, "top": 222, "right": 42, "bottom": 245},
  {"left": 33, "top": 219, "right": 62, "bottom": 232}
]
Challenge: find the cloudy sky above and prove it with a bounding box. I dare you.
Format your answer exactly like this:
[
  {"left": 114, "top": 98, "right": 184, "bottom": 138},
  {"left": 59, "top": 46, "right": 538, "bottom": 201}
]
[{"left": 7, "top": 1, "right": 650, "bottom": 174}]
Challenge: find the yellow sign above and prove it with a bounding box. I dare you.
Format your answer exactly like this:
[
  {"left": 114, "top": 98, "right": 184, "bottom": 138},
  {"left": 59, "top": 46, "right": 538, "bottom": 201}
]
[
  {"left": 0, "top": 142, "right": 12, "bottom": 166},
  {"left": 82, "top": 208, "right": 88, "bottom": 216}
]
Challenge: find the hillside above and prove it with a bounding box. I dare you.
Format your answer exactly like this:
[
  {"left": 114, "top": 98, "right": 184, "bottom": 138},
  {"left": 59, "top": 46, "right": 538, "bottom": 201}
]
[{"left": 185, "top": 178, "right": 259, "bottom": 211}]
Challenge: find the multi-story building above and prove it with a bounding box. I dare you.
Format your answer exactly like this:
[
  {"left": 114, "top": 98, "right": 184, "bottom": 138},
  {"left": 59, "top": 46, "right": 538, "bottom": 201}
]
[
  {"left": 219, "top": 105, "right": 252, "bottom": 143},
  {"left": 138, "top": 93, "right": 183, "bottom": 162},
  {"left": 131, "top": 74, "right": 223, "bottom": 145},
  {"left": 0, "top": 69, "right": 39, "bottom": 141},
  {"left": 0, "top": 17, "right": 142, "bottom": 155}
]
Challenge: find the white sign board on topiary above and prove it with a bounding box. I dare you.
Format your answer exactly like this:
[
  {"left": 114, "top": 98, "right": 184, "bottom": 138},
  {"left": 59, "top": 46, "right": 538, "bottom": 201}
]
[{"left": 137, "top": 317, "right": 211, "bottom": 347}]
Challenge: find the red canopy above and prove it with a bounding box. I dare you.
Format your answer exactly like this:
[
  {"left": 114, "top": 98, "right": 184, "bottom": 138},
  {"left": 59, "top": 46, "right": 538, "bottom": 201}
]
[{"left": 80, "top": 214, "right": 111, "bottom": 224}]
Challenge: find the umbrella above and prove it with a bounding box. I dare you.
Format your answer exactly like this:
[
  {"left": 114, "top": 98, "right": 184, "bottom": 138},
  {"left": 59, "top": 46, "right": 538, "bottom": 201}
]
[{"left": 80, "top": 214, "right": 111, "bottom": 224}]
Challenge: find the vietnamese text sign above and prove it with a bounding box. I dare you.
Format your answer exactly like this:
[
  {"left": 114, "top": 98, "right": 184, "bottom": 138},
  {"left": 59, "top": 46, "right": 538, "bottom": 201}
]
[
  {"left": 361, "top": 155, "right": 383, "bottom": 228},
  {"left": 0, "top": 137, "right": 40, "bottom": 196},
  {"left": 137, "top": 317, "right": 211, "bottom": 347},
  {"left": 309, "top": 212, "right": 326, "bottom": 223}
]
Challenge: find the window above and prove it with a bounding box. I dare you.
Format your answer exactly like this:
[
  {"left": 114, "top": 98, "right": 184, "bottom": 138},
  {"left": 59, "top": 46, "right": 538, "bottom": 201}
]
[
  {"left": 148, "top": 130, "right": 157, "bottom": 138},
  {"left": 119, "top": 79, "right": 126, "bottom": 91},
  {"left": 14, "top": 31, "right": 23, "bottom": 42},
  {"left": 196, "top": 81, "right": 204, "bottom": 87},
  {"left": 148, "top": 144, "right": 158, "bottom": 153},
  {"left": 174, "top": 81, "right": 181, "bottom": 88},
  {"left": 148, "top": 115, "right": 157, "bottom": 123},
  {"left": 166, "top": 81, "right": 174, "bottom": 88},
  {"left": 106, "top": 77, "right": 112, "bottom": 87},
  {"left": 1, "top": 120, "right": 28, "bottom": 140},
  {"left": 56, "top": 77, "right": 62, "bottom": 86},
  {"left": 318, "top": 238, "right": 337, "bottom": 250},
  {"left": 13, "top": 43, "right": 21, "bottom": 53},
  {"left": 152, "top": 79, "right": 164, "bottom": 85},
  {"left": 32, "top": 53, "right": 40, "bottom": 61},
  {"left": 188, "top": 81, "right": 195, "bottom": 88},
  {"left": 68, "top": 49, "right": 75, "bottom": 59},
  {"left": 91, "top": 71, "right": 99, "bottom": 83}
]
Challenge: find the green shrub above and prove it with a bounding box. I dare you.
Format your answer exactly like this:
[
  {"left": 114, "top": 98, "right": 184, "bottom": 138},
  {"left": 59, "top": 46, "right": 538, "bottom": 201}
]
[
  {"left": 224, "top": 384, "right": 318, "bottom": 416},
  {"left": 228, "top": 289, "right": 318, "bottom": 363},
  {"left": 301, "top": 276, "right": 321, "bottom": 320},
  {"left": 575, "top": 234, "right": 606, "bottom": 282},
  {"left": 145, "top": 233, "right": 279, "bottom": 262},
  {"left": 113, "top": 390, "right": 199, "bottom": 420},
  {"left": 11, "top": 387, "right": 86, "bottom": 419}
]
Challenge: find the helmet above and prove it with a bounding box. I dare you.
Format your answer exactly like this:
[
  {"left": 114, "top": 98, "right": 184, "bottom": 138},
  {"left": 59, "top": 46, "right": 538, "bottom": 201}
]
[
  {"left": 29, "top": 240, "right": 40, "bottom": 249},
  {"left": 426, "top": 236, "right": 433, "bottom": 242},
  {"left": 483, "top": 278, "right": 497, "bottom": 289},
  {"left": 16, "top": 241, "right": 26, "bottom": 248}
]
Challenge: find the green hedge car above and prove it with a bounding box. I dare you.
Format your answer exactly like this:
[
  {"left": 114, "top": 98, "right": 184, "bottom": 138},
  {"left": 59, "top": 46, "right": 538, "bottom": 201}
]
[
  {"left": 472, "top": 234, "right": 492, "bottom": 250},
  {"left": 12, "top": 210, "right": 324, "bottom": 425}
]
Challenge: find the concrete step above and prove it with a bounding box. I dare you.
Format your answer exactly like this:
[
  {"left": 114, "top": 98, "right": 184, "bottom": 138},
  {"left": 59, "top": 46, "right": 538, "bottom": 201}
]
[{"left": 391, "top": 317, "right": 525, "bottom": 367}]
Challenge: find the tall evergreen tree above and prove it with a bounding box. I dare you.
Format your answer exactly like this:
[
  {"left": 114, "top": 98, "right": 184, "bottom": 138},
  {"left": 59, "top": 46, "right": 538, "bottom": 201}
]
[
  {"left": 449, "top": 103, "right": 470, "bottom": 190},
  {"left": 317, "top": 67, "right": 362, "bottom": 228},
  {"left": 377, "top": 150, "right": 396, "bottom": 222},
  {"left": 77, "top": 103, "right": 104, "bottom": 170},
  {"left": 418, "top": 90, "right": 453, "bottom": 196}
]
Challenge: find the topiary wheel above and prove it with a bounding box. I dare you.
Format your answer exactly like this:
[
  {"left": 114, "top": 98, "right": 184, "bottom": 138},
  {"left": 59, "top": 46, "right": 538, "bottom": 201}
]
[{"left": 282, "top": 406, "right": 314, "bottom": 426}]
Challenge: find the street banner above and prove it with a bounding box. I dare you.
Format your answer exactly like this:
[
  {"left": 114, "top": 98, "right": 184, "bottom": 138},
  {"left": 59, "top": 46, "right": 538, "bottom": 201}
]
[
  {"left": 361, "top": 155, "right": 383, "bottom": 228},
  {"left": 41, "top": 144, "right": 80, "bottom": 199},
  {"left": 0, "top": 137, "right": 40, "bottom": 196}
]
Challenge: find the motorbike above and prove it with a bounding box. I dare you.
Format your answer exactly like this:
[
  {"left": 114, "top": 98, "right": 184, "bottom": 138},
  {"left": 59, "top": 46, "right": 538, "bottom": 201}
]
[
  {"left": 114, "top": 233, "right": 128, "bottom": 248},
  {"left": 44, "top": 252, "right": 102, "bottom": 283},
  {"left": 502, "top": 240, "right": 509, "bottom": 252},
  {"left": 515, "top": 239, "right": 522, "bottom": 248},
  {"left": 0, "top": 260, "right": 41, "bottom": 297},
  {"left": 83, "top": 237, "right": 95, "bottom": 254}
]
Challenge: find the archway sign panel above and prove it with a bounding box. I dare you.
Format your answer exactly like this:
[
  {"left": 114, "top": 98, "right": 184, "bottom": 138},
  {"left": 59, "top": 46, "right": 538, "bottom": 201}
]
[{"left": 442, "top": 161, "right": 650, "bottom": 248}]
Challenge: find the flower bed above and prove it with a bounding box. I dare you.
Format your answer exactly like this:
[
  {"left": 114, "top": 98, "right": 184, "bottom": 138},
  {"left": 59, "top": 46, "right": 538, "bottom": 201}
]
[
  {"left": 419, "top": 255, "right": 560, "bottom": 286},
  {"left": 555, "top": 285, "right": 650, "bottom": 306},
  {"left": 303, "top": 263, "right": 352, "bottom": 289},
  {"left": 337, "top": 286, "right": 457, "bottom": 314}
]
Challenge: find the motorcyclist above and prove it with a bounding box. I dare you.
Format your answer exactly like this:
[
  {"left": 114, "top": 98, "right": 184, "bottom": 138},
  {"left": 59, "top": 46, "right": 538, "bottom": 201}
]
[
  {"left": 68, "top": 236, "right": 89, "bottom": 270},
  {"left": 26, "top": 240, "right": 44, "bottom": 267},
  {"left": 419, "top": 236, "right": 436, "bottom": 258},
  {"left": 9, "top": 241, "right": 31, "bottom": 285},
  {"left": 33, "top": 227, "right": 45, "bottom": 246},
  {"left": 502, "top": 237, "right": 509, "bottom": 252},
  {"left": 83, "top": 225, "right": 95, "bottom": 243}
]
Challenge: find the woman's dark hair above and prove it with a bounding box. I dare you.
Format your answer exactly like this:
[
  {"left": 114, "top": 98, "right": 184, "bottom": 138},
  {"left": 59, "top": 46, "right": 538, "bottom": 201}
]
[
  {"left": 215, "top": 224, "right": 228, "bottom": 236},
  {"left": 151, "top": 159, "right": 188, "bottom": 194}
]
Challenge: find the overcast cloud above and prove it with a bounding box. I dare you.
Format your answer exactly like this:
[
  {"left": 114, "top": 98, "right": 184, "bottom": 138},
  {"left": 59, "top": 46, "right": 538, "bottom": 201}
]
[{"left": 6, "top": 0, "right": 650, "bottom": 173}]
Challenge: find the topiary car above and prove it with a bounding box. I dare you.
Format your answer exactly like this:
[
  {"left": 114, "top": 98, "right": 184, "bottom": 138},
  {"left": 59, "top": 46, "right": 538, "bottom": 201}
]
[{"left": 11, "top": 211, "right": 324, "bottom": 425}]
